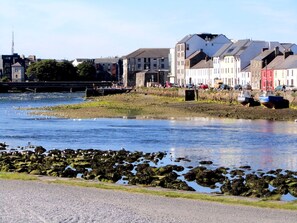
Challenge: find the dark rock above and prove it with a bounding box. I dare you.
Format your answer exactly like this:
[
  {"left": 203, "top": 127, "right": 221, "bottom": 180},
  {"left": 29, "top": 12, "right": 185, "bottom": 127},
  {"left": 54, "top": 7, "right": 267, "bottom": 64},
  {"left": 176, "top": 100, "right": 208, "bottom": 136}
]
[{"left": 199, "top": 161, "right": 213, "bottom": 165}]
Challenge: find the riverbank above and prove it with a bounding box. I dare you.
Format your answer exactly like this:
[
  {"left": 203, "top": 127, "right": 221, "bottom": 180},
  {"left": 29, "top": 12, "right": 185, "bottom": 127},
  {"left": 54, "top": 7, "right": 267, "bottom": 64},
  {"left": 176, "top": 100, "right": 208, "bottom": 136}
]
[{"left": 31, "top": 91, "right": 297, "bottom": 121}]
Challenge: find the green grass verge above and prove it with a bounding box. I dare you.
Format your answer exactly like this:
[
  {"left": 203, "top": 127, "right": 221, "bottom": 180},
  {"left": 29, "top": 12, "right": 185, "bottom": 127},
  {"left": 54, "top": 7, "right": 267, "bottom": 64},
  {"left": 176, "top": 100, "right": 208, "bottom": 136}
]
[
  {"left": 0, "top": 172, "right": 38, "bottom": 180},
  {"left": 1, "top": 172, "right": 297, "bottom": 210}
]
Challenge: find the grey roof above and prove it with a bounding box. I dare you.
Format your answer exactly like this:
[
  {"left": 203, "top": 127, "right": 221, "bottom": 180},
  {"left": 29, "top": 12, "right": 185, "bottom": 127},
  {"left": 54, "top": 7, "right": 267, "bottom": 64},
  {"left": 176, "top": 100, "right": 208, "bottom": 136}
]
[
  {"left": 94, "top": 57, "right": 119, "bottom": 64},
  {"left": 277, "top": 55, "right": 297, "bottom": 69},
  {"left": 241, "top": 64, "right": 250, "bottom": 72},
  {"left": 74, "top": 58, "right": 94, "bottom": 62},
  {"left": 11, "top": 62, "right": 22, "bottom": 67},
  {"left": 281, "top": 43, "right": 295, "bottom": 50},
  {"left": 252, "top": 50, "right": 275, "bottom": 61},
  {"left": 191, "top": 59, "right": 213, "bottom": 69},
  {"left": 186, "top": 50, "right": 207, "bottom": 60},
  {"left": 264, "top": 55, "right": 285, "bottom": 69},
  {"left": 213, "top": 42, "right": 233, "bottom": 57},
  {"left": 124, "top": 48, "right": 170, "bottom": 59},
  {"left": 213, "top": 39, "right": 256, "bottom": 58},
  {"left": 177, "top": 33, "right": 221, "bottom": 44}
]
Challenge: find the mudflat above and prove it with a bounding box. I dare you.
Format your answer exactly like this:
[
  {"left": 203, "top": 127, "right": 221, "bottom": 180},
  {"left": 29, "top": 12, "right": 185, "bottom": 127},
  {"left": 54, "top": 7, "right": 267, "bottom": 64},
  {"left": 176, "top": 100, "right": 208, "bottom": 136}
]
[{"left": 32, "top": 93, "right": 297, "bottom": 121}]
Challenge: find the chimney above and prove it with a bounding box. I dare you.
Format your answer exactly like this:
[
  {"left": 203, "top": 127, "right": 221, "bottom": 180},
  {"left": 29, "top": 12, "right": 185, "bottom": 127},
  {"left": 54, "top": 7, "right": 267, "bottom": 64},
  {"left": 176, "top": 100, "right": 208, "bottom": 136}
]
[
  {"left": 274, "top": 46, "right": 280, "bottom": 56},
  {"left": 284, "top": 50, "right": 293, "bottom": 59},
  {"left": 262, "top": 48, "right": 268, "bottom": 52}
]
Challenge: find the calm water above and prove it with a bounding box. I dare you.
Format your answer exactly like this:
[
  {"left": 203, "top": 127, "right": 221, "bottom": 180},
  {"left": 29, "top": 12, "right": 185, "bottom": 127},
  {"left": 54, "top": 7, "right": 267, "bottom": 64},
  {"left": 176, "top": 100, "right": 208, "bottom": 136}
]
[{"left": 1, "top": 92, "right": 297, "bottom": 173}]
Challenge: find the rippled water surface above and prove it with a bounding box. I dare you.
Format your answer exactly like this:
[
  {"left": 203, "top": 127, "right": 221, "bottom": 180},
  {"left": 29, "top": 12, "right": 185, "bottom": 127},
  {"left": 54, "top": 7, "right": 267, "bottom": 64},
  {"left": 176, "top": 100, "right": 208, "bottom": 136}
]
[{"left": 1, "top": 92, "right": 297, "bottom": 172}]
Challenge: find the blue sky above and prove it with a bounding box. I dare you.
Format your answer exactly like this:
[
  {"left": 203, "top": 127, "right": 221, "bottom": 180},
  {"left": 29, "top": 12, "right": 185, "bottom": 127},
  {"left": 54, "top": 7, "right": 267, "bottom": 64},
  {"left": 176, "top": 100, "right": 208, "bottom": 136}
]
[{"left": 0, "top": 0, "right": 296, "bottom": 59}]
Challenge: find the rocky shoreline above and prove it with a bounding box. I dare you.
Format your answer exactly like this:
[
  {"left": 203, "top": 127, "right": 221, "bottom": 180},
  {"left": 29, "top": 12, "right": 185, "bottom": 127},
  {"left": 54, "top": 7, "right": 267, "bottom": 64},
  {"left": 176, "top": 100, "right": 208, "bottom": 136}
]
[{"left": 1, "top": 145, "right": 296, "bottom": 200}]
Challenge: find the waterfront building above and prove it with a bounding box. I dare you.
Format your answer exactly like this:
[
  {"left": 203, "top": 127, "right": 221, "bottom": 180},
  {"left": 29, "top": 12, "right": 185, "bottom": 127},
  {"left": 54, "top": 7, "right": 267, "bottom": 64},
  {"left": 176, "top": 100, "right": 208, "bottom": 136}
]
[
  {"left": 184, "top": 50, "right": 212, "bottom": 86},
  {"left": 168, "top": 48, "right": 176, "bottom": 84},
  {"left": 122, "top": 48, "right": 170, "bottom": 87},
  {"left": 94, "top": 57, "right": 123, "bottom": 82},
  {"left": 0, "top": 53, "right": 25, "bottom": 81},
  {"left": 175, "top": 33, "right": 231, "bottom": 86},
  {"left": 11, "top": 62, "right": 25, "bottom": 82},
  {"left": 213, "top": 39, "right": 269, "bottom": 88},
  {"left": 250, "top": 47, "right": 283, "bottom": 89},
  {"left": 260, "top": 53, "right": 292, "bottom": 90}
]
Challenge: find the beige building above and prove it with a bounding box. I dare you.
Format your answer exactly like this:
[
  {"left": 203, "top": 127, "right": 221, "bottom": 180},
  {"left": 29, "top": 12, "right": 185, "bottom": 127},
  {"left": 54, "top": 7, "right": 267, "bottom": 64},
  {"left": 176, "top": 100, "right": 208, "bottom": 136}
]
[
  {"left": 11, "top": 62, "right": 25, "bottom": 82},
  {"left": 122, "top": 48, "right": 170, "bottom": 87}
]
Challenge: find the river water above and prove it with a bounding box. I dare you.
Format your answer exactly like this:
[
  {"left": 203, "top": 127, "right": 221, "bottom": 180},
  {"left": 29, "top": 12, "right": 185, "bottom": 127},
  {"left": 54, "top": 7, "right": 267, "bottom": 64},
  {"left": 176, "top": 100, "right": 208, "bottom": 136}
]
[
  {"left": 1, "top": 92, "right": 297, "bottom": 173},
  {"left": 2, "top": 92, "right": 297, "bottom": 200}
]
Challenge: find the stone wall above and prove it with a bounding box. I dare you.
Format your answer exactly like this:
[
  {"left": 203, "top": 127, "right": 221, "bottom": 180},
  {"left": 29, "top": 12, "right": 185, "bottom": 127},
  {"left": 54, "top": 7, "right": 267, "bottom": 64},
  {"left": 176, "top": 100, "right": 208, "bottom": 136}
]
[{"left": 135, "top": 88, "right": 297, "bottom": 106}]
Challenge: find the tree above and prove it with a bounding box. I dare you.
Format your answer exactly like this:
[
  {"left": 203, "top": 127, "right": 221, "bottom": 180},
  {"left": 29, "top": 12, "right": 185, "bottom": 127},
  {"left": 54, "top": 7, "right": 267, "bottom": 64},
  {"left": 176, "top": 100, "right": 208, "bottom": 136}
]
[
  {"left": 76, "top": 62, "right": 96, "bottom": 81},
  {"left": 26, "top": 60, "right": 58, "bottom": 81},
  {"left": 56, "top": 61, "right": 78, "bottom": 81},
  {"left": 26, "top": 60, "right": 77, "bottom": 81}
]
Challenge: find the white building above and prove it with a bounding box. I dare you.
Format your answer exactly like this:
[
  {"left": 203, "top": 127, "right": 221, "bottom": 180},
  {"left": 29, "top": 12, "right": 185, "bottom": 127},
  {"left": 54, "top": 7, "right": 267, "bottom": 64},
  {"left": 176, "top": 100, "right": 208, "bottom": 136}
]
[
  {"left": 274, "top": 55, "right": 297, "bottom": 87},
  {"left": 168, "top": 48, "right": 176, "bottom": 84},
  {"left": 185, "top": 58, "right": 213, "bottom": 86},
  {"left": 213, "top": 39, "right": 269, "bottom": 87},
  {"left": 175, "top": 33, "right": 231, "bottom": 86}
]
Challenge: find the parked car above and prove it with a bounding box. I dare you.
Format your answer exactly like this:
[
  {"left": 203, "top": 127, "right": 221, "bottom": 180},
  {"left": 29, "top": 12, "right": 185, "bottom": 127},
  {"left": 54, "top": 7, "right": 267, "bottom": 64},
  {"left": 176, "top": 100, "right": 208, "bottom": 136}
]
[
  {"left": 285, "top": 85, "right": 297, "bottom": 92},
  {"left": 275, "top": 85, "right": 286, "bottom": 91},
  {"left": 243, "top": 84, "right": 252, "bottom": 90},
  {"left": 220, "top": 84, "right": 231, "bottom": 90},
  {"left": 234, "top": 84, "right": 242, "bottom": 90},
  {"left": 199, "top": 84, "right": 209, "bottom": 89}
]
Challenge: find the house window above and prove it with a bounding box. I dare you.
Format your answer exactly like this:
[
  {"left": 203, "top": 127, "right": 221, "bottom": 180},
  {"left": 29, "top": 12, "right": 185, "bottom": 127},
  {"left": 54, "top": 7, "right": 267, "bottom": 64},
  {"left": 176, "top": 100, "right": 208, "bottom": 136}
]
[
  {"left": 138, "top": 58, "right": 141, "bottom": 62},
  {"left": 186, "top": 44, "right": 189, "bottom": 50},
  {"left": 161, "top": 64, "right": 165, "bottom": 69},
  {"left": 137, "top": 64, "right": 141, "bottom": 69},
  {"left": 15, "top": 74, "right": 18, "bottom": 78}
]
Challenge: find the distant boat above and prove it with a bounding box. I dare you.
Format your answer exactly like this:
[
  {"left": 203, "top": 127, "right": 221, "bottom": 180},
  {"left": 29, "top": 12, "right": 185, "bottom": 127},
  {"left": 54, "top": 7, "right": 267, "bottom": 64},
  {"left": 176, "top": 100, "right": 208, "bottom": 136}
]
[
  {"left": 259, "top": 91, "right": 284, "bottom": 109},
  {"left": 237, "top": 91, "right": 254, "bottom": 106}
]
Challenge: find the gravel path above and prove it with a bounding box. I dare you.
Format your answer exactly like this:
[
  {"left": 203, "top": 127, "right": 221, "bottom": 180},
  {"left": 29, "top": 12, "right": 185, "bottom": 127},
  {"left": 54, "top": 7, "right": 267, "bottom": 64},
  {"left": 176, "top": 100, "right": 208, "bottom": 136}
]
[{"left": 0, "top": 180, "right": 297, "bottom": 223}]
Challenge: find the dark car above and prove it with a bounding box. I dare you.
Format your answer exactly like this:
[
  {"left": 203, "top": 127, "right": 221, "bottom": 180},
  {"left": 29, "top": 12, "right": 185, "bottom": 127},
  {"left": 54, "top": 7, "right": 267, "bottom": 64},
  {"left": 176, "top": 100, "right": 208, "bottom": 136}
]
[
  {"left": 220, "top": 84, "right": 231, "bottom": 90},
  {"left": 234, "top": 84, "right": 242, "bottom": 90}
]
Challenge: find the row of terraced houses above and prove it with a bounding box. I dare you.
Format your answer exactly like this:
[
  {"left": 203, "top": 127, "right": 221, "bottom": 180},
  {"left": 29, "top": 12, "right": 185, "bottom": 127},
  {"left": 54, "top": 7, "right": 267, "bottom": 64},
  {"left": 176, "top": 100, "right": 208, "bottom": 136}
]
[
  {"left": 1, "top": 32, "right": 297, "bottom": 91},
  {"left": 123, "top": 33, "right": 297, "bottom": 90}
]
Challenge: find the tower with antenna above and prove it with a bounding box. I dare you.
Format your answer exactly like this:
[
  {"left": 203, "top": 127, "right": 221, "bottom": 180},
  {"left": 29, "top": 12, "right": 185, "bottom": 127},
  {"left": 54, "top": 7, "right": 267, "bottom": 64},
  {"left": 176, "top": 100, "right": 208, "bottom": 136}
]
[{"left": 11, "top": 30, "right": 14, "bottom": 55}]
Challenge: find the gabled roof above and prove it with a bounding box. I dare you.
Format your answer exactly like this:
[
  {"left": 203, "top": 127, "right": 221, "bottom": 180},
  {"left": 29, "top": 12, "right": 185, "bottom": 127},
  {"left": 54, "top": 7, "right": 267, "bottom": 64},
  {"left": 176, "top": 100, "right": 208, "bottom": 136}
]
[
  {"left": 277, "top": 55, "right": 297, "bottom": 69},
  {"left": 186, "top": 50, "right": 207, "bottom": 60},
  {"left": 252, "top": 49, "right": 276, "bottom": 61},
  {"left": 124, "top": 48, "right": 169, "bottom": 59},
  {"left": 280, "top": 43, "right": 296, "bottom": 50},
  {"left": 223, "top": 39, "right": 251, "bottom": 57},
  {"left": 11, "top": 62, "right": 22, "bottom": 67},
  {"left": 241, "top": 64, "right": 250, "bottom": 72},
  {"left": 177, "top": 33, "right": 221, "bottom": 44},
  {"left": 264, "top": 55, "right": 285, "bottom": 69},
  {"left": 213, "top": 43, "right": 233, "bottom": 57},
  {"left": 191, "top": 59, "right": 213, "bottom": 69}
]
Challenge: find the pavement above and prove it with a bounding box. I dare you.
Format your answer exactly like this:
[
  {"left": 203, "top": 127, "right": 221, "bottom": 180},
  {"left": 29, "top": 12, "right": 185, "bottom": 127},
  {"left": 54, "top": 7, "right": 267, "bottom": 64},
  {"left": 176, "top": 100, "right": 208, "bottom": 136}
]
[{"left": 0, "top": 180, "right": 297, "bottom": 223}]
